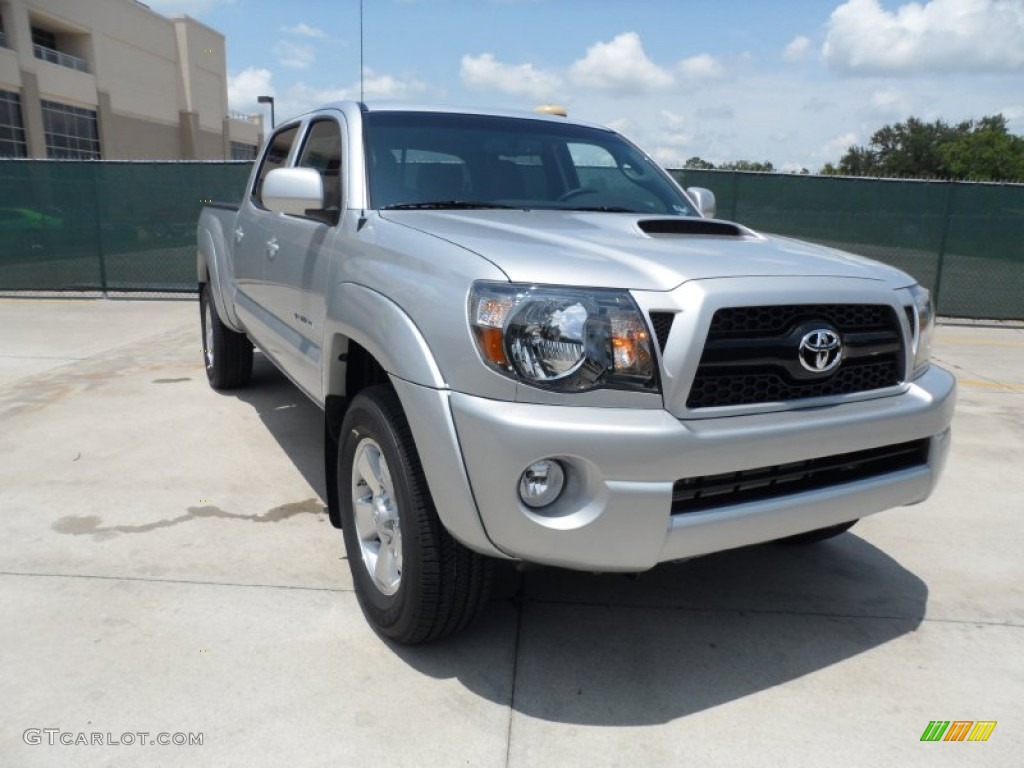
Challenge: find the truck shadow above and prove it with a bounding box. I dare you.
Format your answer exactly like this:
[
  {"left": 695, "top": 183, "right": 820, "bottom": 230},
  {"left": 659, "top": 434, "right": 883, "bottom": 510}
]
[
  {"left": 217, "top": 356, "right": 928, "bottom": 726},
  {"left": 396, "top": 533, "right": 927, "bottom": 726},
  {"left": 224, "top": 353, "right": 328, "bottom": 502}
]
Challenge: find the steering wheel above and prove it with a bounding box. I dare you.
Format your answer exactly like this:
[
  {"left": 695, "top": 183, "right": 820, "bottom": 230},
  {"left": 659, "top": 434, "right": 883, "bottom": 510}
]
[{"left": 557, "top": 187, "right": 600, "bottom": 202}]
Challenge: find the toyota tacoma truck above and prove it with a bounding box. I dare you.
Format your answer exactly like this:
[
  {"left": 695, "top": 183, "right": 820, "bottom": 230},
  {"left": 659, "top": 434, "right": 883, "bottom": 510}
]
[{"left": 197, "top": 102, "right": 955, "bottom": 643}]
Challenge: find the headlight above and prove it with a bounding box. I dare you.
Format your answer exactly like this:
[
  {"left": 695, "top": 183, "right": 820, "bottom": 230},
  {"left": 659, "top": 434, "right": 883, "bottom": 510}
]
[
  {"left": 908, "top": 284, "right": 935, "bottom": 377},
  {"left": 469, "top": 282, "right": 658, "bottom": 392}
]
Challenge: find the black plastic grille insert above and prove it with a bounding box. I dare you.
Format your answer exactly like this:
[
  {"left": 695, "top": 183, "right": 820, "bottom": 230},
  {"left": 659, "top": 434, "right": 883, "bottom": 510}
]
[
  {"left": 672, "top": 439, "right": 929, "bottom": 515},
  {"left": 687, "top": 304, "right": 905, "bottom": 408}
]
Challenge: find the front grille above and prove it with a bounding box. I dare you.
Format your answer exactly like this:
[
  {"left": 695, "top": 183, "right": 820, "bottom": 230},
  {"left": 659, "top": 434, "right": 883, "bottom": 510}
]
[
  {"left": 687, "top": 304, "right": 905, "bottom": 408},
  {"left": 671, "top": 439, "right": 929, "bottom": 515}
]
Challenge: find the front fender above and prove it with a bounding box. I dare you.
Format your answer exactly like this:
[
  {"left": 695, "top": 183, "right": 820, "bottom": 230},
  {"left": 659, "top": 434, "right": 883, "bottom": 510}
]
[{"left": 322, "top": 282, "right": 446, "bottom": 394}]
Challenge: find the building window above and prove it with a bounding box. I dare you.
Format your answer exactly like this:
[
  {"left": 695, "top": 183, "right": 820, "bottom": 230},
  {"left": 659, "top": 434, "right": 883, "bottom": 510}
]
[
  {"left": 230, "top": 141, "right": 257, "bottom": 160},
  {"left": 41, "top": 100, "right": 101, "bottom": 159},
  {"left": 31, "top": 25, "right": 89, "bottom": 72},
  {"left": 0, "top": 90, "right": 27, "bottom": 158},
  {"left": 31, "top": 26, "right": 57, "bottom": 50},
  {"left": 0, "top": 14, "right": 10, "bottom": 49}
]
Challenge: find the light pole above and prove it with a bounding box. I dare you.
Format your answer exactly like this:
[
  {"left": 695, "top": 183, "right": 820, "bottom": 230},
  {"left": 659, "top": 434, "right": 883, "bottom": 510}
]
[{"left": 257, "top": 95, "right": 275, "bottom": 129}]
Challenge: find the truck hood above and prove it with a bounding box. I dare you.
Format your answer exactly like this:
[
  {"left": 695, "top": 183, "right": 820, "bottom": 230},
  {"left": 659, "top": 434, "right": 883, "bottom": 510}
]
[{"left": 380, "top": 210, "right": 914, "bottom": 291}]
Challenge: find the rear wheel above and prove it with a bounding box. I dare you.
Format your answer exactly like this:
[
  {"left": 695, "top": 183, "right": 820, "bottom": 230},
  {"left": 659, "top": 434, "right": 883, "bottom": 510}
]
[
  {"left": 339, "top": 385, "right": 492, "bottom": 643},
  {"left": 200, "top": 284, "right": 253, "bottom": 389},
  {"left": 777, "top": 519, "right": 858, "bottom": 545}
]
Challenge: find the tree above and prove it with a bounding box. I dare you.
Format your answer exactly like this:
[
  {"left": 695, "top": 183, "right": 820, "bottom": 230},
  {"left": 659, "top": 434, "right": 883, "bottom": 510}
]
[
  {"left": 718, "top": 160, "right": 775, "bottom": 172},
  {"left": 826, "top": 114, "right": 1024, "bottom": 181},
  {"left": 683, "top": 156, "right": 716, "bottom": 169},
  {"left": 939, "top": 115, "right": 1024, "bottom": 181}
]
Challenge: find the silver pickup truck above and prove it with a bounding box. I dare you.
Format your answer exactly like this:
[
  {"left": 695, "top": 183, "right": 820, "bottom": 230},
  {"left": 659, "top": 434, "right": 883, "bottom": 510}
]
[{"left": 198, "top": 102, "right": 955, "bottom": 643}]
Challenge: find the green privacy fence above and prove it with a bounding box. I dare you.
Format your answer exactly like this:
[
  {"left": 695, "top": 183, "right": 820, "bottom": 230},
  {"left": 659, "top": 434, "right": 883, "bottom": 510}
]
[
  {"left": 0, "top": 160, "right": 1021, "bottom": 319},
  {"left": 670, "top": 169, "right": 1023, "bottom": 320},
  {"left": 0, "top": 160, "right": 252, "bottom": 295}
]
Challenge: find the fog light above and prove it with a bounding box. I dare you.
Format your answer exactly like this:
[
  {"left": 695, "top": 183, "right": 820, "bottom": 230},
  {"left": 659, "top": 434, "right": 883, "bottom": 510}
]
[{"left": 518, "top": 460, "right": 566, "bottom": 509}]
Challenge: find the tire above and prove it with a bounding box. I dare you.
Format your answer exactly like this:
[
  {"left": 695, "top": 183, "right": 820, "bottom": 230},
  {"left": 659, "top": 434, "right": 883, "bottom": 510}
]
[
  {"left": 200, "top": 284, "right": 253, "bottom": 390},
  {"left": 339, "top": 385, "right": 492, "bottom": 643},
  {"left": 776, "top": 519, "right": 858, "bottom": 545}
]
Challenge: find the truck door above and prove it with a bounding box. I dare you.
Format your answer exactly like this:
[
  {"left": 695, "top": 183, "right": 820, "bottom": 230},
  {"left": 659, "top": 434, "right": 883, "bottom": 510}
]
[
  {"left": 259, "top": 116, "right": 343, "bottom": 400},
  {"left": 232, "top": 123, "right": 301, "bottom": 346}
]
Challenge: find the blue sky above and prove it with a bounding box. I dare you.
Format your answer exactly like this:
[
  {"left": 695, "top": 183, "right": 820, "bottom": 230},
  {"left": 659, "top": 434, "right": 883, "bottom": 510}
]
[{"left": 147, "top": 0, "right": 1024, "bottom": 171}]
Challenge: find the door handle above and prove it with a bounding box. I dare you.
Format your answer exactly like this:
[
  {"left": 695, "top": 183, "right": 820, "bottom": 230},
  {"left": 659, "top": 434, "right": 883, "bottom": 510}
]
[{"left": 266, "top": 237, "right": 279, "bottom": 259}]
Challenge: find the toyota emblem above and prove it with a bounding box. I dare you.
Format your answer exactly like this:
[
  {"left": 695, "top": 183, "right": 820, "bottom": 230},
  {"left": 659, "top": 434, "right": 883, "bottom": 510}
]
[{"left": 798, "top": 329, "right": 843, "bottom": 373}]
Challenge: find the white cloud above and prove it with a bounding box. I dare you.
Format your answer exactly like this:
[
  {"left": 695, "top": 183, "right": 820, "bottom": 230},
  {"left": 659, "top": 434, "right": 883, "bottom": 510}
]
[
  {"left": 460, "top": 53, "right": 563, "bottom": 100},
  {"left": 278, "top": 69, "right": 427, "bottom": 120},
  {"left": 821, "top": 131, "right": 859, "bottom": 159},
  {"left": 227, "top": 66, "right": 274, "bottom": 112},
  {"left": 678, "top": 53, "right": 724, "bottom": 81},
  {"left": 783, "top": 36, "right": 811, "bottom": 62},
  {"left": 282, "top": 23, "right": 327, "bottom": 38},
  {"left": 361, "top": 68, "right": 427, "bottom": 99},
  {"left": 569, "top": 32, "right": 674, "bottom": 94},
  {"left": 273, "top": 40, "right": 315, "bottom": 70},
  {"left": 649, "top": 145, "right": 693, "bottom": 168},
  {"left": 870, "top": 87, "right": 913, "bottom": 117},
  {"left": 658, "top": 110, "right": 686, "bottom": 130},
  {"left": 823, "top": 0, "right": 1024, "bottom": 75}
]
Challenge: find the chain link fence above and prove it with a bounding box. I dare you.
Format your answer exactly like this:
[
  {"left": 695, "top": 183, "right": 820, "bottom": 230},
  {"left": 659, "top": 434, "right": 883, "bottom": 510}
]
[
  {"left": 670, "top": 169, "right": 1024, "bottom": 320},
  {"left": 0, "top": 160, "right": 251, "bottom": 297},
  {"left": 0, "top": 160, "right": 1020, "bottom": 319}
]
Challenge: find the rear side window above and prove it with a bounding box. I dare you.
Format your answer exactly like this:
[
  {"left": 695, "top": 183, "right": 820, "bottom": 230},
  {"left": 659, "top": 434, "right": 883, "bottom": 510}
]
[{"left": 252, "top": 125, "right": 299, "bottom": 208}]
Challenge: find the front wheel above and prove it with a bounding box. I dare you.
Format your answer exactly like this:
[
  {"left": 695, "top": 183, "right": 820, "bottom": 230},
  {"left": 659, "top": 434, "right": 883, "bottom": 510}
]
[
  {"left": 339, "top": 385, "right": 492, "bottom": 643},
  {"left": 200, "top": 284, "right": 253, "bottom": 390}
]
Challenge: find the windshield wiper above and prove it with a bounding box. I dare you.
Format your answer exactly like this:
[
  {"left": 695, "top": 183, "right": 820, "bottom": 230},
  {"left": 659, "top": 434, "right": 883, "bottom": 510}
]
[
  {"left": 382, "top": 200, "right": 522, "bottom": 211},
  {"left": 563, "top": 206, "right": 643, "bottom": 213}
]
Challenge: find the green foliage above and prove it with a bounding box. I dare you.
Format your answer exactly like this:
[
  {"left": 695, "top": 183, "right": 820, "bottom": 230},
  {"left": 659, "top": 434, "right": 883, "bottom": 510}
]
[
  {"left": 718, "top": 159, "right": 775, "bottom": 172},
  {"left": 683, "top": 156, "right": 715, "bottom": 170},
  {"left": 939, "top": 115, "right": 1024, "bottom": 181},
  {"left": 683, "top": 156, "right": 775, "bottom": 172},
  {"left": 828, "top": 115, "right": 1024, "bottom": 181}
]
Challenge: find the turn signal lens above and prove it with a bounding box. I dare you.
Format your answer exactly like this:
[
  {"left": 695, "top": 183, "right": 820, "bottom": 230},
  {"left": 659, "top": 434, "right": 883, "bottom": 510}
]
[
  {"left": 474, "top": 326, "right": 508, "bottom": 366},
  {"left": 908, "top": 284, "right": 935, "bottom": 378}
]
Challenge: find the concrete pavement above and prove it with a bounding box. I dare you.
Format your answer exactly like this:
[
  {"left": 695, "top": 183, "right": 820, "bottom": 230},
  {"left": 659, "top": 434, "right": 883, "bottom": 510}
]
[{"left": 1, "top": 298, "right": 1021, "bottom": 766}]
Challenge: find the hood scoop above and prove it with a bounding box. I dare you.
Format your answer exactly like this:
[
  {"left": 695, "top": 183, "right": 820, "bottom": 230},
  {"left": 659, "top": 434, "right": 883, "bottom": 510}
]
[{"left": 638, "top": 218, "right": 745, "bottom": 238}]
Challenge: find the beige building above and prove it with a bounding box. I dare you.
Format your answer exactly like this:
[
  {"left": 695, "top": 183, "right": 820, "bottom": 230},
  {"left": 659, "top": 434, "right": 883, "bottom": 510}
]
[{"left": 0, "top": 0, "right": 262, "bottom": 160}]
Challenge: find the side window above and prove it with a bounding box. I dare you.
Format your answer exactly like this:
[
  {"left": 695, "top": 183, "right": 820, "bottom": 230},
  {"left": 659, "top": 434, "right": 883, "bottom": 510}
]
[
  {"left": 297, "top": 119, "right": 342, "bottom": 212},
  {"left": 252, "top": 125, "right": 300, "bottom": 208}
]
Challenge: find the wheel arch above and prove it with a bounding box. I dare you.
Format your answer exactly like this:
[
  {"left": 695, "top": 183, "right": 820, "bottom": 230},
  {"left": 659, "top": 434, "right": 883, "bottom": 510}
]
[
  {"left": 197, "top": 216, "right": 243, "bottom": 331},
  {"left": 321, "top": 283, "right": 446, "bottom": 529}
]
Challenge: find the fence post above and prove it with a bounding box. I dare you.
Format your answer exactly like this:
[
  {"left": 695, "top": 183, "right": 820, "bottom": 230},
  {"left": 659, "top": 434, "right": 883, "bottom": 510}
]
[
  {"left": 730, "top": 171, "right": 739, "bottom": 221},
  {"left": 91, "top": 163, "right": 109, "bottom": 297},
  {"left": 932, "top": 180, "right": 955, "bottom": 310}
]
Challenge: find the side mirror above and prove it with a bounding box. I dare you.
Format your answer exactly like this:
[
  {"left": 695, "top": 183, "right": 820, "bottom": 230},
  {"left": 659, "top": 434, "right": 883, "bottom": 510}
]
[
  {"left": 262, "top": 168, "right": 325, "bottom": 217},
  {"left": 686, "top": 186, "right": 716, "bottom": 218}
]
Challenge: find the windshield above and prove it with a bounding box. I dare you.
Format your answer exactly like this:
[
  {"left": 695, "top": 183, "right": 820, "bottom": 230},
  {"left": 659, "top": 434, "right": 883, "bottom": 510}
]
[{"left": 365, "top": 111, "right": 696, "bottom": 216}]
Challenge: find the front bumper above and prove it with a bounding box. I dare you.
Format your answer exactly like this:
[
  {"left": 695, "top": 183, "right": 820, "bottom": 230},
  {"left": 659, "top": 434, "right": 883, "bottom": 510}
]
[{"left": 446, "top": 364, "right": 956, "bottom": 571}]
